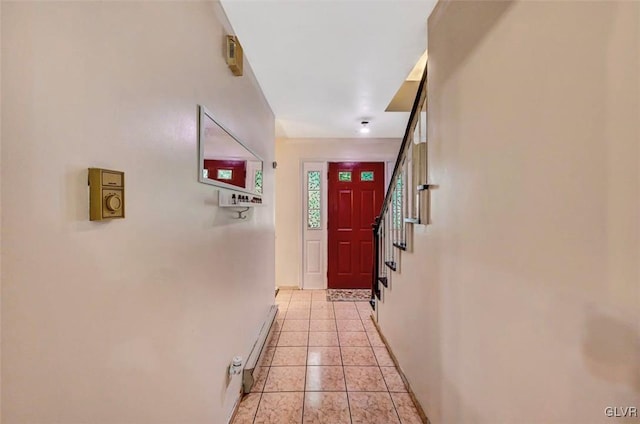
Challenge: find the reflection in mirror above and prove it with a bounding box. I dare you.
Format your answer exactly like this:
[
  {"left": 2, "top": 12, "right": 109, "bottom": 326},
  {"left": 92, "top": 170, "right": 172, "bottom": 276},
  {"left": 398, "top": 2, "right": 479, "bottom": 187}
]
[{"left": 198, "top": 106, "right": 263, "bottom": 195}]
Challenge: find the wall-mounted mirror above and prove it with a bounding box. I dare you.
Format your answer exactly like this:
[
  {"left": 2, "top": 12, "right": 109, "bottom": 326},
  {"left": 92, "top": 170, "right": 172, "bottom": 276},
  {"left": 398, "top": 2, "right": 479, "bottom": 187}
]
[{"left": 198, "top": 105, "right": 263, "bottom": 196}]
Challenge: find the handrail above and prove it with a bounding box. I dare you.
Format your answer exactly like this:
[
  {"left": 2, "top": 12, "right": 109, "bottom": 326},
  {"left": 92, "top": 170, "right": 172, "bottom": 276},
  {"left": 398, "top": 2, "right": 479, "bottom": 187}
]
[
  {"left": 370, "top": 61, "right": 428, "bottom": 307},
  {"left": 374, "top": 62, "right": 428, "bottom": 230}
]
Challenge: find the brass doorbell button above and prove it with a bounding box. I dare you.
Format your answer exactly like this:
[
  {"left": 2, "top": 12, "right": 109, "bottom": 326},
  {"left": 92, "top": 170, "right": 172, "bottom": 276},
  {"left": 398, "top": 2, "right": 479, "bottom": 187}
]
[{"left": 88, "top": 168, "right": 125, "bottom": 221}]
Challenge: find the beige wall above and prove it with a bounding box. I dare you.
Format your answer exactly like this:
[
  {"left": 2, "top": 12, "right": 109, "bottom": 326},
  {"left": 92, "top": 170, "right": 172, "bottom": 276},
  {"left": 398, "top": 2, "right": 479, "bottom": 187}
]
[
  {"left": 275, "top": 138, "right": 400, "bottom": 287},
  {"left": 1, "top": 2, "right": 275, "bottom": 423},
  {"left": 0, "top": 2, "right": 3, "bottom": 420},
  {"left": 378, "top": 1, "right": 639, "bottom": 423}
]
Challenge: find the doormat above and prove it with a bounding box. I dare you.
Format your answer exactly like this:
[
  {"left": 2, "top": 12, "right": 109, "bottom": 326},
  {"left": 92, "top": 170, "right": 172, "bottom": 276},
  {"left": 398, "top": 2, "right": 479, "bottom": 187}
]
[{"left": 327, "top": 289, "right": 371, "bottom": 302}]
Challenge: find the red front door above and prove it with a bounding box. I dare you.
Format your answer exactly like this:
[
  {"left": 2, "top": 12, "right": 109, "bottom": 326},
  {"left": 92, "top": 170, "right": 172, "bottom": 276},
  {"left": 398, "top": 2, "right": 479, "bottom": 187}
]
[
  {"left": 203, "top": 159, "right": 247, "bottom": 189},
  {"left": 328, "top": 162, "right": 385, "bottom": 289}
]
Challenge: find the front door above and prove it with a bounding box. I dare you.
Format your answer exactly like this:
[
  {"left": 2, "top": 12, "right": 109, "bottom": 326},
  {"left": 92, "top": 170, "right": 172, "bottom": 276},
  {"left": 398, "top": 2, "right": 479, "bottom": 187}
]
[
  {"left": 328, "top": 162, "right": 385, "bottom": 289},
  {"left": 203, "top": 159, "right": 246, "bottom": 188}
]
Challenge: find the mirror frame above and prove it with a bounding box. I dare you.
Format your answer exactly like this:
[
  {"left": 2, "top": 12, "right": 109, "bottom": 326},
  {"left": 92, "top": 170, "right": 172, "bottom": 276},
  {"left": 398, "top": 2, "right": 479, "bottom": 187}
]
[{"left": 198, "top": 105, "right": 264, "bottom": 196}]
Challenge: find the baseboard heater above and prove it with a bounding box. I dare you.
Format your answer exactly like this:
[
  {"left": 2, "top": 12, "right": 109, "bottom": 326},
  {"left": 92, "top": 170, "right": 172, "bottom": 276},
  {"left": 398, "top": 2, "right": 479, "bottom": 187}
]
[{"left": 242, "top": 304, "right": 278, "bottom": 393}]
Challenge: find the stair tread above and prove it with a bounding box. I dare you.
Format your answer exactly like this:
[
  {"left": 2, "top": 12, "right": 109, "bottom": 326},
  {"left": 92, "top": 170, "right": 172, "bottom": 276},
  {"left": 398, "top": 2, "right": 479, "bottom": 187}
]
[{"left": 384, "top": 261, "right": 397, "bottom": 271}]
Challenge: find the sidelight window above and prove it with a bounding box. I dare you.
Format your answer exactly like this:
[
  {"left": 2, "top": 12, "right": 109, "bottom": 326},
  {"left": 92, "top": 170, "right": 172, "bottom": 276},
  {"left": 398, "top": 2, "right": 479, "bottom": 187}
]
[
  {"left": 254, "top": 170, "right": 263, "bottom": 194},
  {"left": 392, "top": 174, "right": 403, "bottom": 229},
  {"left": 307, "top": 171, "right": 321, "bottom": 229}
]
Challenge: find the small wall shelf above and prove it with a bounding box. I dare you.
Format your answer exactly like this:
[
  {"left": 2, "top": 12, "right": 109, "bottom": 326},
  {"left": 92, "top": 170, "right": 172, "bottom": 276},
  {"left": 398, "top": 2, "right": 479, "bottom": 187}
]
[
  {"left": 218, "top": 191, "right": 263, "bottom": 208},
  {"left": 219, "top": 202, "right": 263, "bottom": 208}
]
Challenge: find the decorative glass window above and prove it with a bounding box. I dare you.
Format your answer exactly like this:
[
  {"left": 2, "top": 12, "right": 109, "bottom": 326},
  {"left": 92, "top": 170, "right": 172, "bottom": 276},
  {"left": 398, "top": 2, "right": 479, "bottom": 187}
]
[
  {"left": 392, "top": 174, "right": 403, "bottom": 229},
  {"left": 338, "top": 171, "right": 352, "bottom": 182},
  {"left": 254, "top": 170, "right": 263, "bottom": 194},
  {"left": 308, "top": 209, "right": 320, "bottom": 229},
  {"left": 309, "top": 190, "right": 320, "bottom": 210},
  {"left": 307, "top": 171, "right": 321, "bottom": 229},
  {"left": 217, "top": 169, "right": 233, "bottom": 180},
  {"left": 308, "top": 171, "right": 320, "bottom": 190},
  {"left": 360, "top": 171, "right": 374, "bottom": 181}
]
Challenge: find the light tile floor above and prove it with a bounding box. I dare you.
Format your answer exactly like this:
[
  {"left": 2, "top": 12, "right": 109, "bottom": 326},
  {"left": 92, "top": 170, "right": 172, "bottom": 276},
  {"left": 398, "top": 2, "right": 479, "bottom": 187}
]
[{"left": 232, "top": 289, "right": 424, "bottom": 424}]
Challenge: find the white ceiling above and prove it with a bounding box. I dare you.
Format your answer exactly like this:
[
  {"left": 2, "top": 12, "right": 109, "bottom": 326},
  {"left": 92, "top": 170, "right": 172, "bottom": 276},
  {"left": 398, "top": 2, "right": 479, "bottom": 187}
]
[{"left": 220, "top": 0, "right": 437, "bottom": 139}]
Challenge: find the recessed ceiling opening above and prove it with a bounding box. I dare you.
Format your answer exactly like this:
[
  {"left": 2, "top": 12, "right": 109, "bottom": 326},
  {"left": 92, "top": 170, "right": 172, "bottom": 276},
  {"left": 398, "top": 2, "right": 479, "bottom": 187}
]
[{"left": 385, "top": 50, "right": 428, "bottom": 112}]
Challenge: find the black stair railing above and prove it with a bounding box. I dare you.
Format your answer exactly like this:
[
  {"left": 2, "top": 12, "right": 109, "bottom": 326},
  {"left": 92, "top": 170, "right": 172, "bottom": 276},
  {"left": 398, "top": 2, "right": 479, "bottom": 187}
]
[
  {"left": 370, "top": 61, "right": 428, "bottom": 309},
  {"left": 370, "top": 215, "right": 381, "bottom": 309}
]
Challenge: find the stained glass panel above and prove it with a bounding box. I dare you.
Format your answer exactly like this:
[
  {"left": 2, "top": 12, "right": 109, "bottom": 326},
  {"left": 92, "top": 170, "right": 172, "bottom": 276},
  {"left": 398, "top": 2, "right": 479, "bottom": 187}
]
[
  {"left": 217, "top": 169, "right": 232, "bottom": 180},
  {"left": 307, "top": 170, "right": 321, "bottom": 230},
  {"left": 360, "top": 171, "right": 374, "bottom": 181},
  {"left": 309, "top": 190, "right": 320, "bottom": 210},
  {"left": 338, "top": 171, "right": 352, "bottom": 182},
  {"left": 308, "top": 209, "right": 321, "bottom": 229},
  {"left": 308, "top": 171, "right": 321, "bottom": 190},
  {"left": 393, "top": 175, "right": 403, "bottom": 229},
  {"left": 254, "top": 170, "right": 263, "bottom": 194}
]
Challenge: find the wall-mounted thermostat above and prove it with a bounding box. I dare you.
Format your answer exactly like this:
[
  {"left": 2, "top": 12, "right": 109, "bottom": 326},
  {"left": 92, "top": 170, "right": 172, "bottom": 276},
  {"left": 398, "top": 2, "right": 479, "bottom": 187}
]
[{"left": 88, "top": 168, "right": 125, "bottom": 221}]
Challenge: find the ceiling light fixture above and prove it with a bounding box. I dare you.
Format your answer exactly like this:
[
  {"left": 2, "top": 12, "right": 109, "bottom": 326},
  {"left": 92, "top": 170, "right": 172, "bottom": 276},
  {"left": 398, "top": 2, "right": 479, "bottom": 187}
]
[{"left": 359, "top": 121, "right": 370, "bottom": 134}]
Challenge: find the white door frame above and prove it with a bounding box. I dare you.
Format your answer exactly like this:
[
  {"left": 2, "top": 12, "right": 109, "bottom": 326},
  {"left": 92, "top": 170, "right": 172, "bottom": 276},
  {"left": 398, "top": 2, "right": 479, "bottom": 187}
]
[
  {"left": 299, "top": 158, "right": 394, "bottom": 290},
  {"left": 301, "top": 162, "right": 328, "bottom": 290}
]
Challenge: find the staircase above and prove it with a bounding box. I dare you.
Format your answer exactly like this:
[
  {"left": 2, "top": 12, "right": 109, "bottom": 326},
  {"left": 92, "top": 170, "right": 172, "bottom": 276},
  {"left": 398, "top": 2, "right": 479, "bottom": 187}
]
[{"left": 370, "top": 63, "right": 429, "bottom": 309}]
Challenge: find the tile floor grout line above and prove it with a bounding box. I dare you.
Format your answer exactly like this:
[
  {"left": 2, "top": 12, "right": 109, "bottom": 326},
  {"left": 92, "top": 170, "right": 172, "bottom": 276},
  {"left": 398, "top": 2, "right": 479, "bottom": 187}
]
[
  {"left": 301, "top": 298, "right": 310, "bottom": 424},
  {"left": 284, "top": 292, "right": 307, "bottom": 422},
  {"left": 336, "top": 301, "right": 353, "bottom": 424},
  {"left": 250, "top": 295, "right": 281, "bottom": 424},
  {"left": 249, "top": 392, "right": 262, "bottom": 424},
  {"left": 254, "top": 293, "right": 291, "bottom": 423},
  {"left": 365, "top": 304, "right": 404, "bottom": 424}
]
